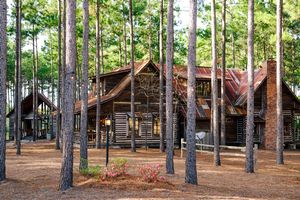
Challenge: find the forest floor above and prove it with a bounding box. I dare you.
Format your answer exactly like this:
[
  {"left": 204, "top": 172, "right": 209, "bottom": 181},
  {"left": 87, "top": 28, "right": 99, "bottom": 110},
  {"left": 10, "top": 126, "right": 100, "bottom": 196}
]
[{"left": 1, "top": 141, "right": 300, "bottom": 200}]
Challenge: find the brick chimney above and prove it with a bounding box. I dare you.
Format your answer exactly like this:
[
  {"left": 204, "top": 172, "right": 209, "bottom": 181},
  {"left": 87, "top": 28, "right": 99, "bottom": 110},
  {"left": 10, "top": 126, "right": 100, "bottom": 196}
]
[{"left": 263, "top": 60, "right": 277, "bottom": 150}]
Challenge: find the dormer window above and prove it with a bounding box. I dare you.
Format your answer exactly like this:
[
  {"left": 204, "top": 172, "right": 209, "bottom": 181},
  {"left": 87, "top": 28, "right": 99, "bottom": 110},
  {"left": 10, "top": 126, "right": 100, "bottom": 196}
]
[{"left": 196, "top": 81, "right": 211, "bottom": 98}]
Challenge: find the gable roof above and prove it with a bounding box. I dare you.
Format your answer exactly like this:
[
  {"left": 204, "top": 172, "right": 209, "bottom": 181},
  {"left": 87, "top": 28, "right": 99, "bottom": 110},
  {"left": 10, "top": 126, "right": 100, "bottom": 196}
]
[
  {"left": 74, "top": 60, "right": 152, "bottom": 113},
  {"left": 75, "top": 59, "right": 300, "bottom": 118},
  {"left": 7, "top": 92, "right": 57, "bottom": 117}
]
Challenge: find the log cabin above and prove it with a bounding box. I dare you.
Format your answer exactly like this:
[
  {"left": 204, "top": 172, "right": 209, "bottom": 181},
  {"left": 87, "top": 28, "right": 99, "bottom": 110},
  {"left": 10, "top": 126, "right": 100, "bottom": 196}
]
[
  {"left": 74, "top": 59, "right": 300, "bottom": 150},
  {"left": 7, "top": 92, "right": 57, "bottom": 140}
]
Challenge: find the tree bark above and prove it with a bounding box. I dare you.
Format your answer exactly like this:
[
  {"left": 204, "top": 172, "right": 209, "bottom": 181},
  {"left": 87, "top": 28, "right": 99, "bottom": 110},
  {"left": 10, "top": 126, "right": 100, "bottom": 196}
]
[
  {"left": 79, "top": 0, "right": 89, "bottom": 170},
  {"left": 15, "top": 0, "right": 22, "bottom": 155},
  {"left": 211, "top": 0, "right": 220, "bottom": 166},
  {"left": 231, "top": 32, "right": 235, "bottom": 68},
  {"left": 276, "top": 0, "right": 284, "bottom": 165},
  {"left": 60, "top": 0, "right": 67, "bottom": 152},
  {"left": 220, "top": 0, "right": 226, "bottom": 146},
  {"left": 166, "top": 0, "right": 174, "bottom": 174},
  {"left": 0, "top": 0, "right": 7, "bottom": 181},
  {"left": 122, "top": 0, "right": 127, "bottom": 66},
  {"left": 245, "top": 0, "right": 255, "bottom": 173},
  {"left": 185, "top": 0, "right": 198, "bottom": 185},
  {"left": 129, "top": 0, "right": 136, "bottom": 152},
  {"left": 95, "top": 0, "right": 101, "bottom": 149},
  {"left": 159, "top": 0, "right": 165, "bottom": 153},
  {"left": 32, "top": 26, "right": 37, "bottom": 142},
  {"left": 56, "top": 0, "right": 62, "bottom": 150},
  {"left": 58, "top": 0, "right": 76, "bottom": 191}
]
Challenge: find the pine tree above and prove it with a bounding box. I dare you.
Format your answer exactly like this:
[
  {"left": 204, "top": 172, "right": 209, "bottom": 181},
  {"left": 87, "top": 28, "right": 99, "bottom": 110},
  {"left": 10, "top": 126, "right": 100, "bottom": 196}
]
[
  {"left": 56, "top": 0, "right": 62, "bottom": 150},
  {"left": 15, "top": 0, "right": 22, "bottom": 155},
  {"left": 245, "top": 0, "right": 255, "bottom": 173},
  {"left": 220, "top": 0, "right": 226, "bottom": 146},
  {"left": 276, "top": 0, "right": 284, "bottom": 165},
  {"left": 211, "top": 0, "right": 220, "bottom": 166},
  {"left": 79, "top": 0, "right": 89, "bottom": 170},
  {"left": 95, "top": 0, "right": 101, "bottom": 149},
  {"left": 0, "top": 0, "right": 7, "bottom": 181},
  {"left": 185, "top": 0, "right": 198, "bottom": 185},
  {"left": 166, "top": 0, "right": 174, "bottom": 174},
  {"left": 59, "top": 0, "right": 76, "bottom": 191},
  {"left": 129, "top": 0, "right": 136, "bottom": 152},
  {"left": 159, "top": 0, "right": 165, "bottom": 153}
]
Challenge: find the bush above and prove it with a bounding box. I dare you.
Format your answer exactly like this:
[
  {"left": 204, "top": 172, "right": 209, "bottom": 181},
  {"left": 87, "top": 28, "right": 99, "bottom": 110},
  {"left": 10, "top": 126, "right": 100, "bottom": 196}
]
[
  {"left": 80, "top": 165, "right": 102, "bottom": 177},
  {"left": 105, "top": 158, "right": 129, "bottom": 178},
  {"left": 138, "top": 164, "right": 165, "bottom": 182}
]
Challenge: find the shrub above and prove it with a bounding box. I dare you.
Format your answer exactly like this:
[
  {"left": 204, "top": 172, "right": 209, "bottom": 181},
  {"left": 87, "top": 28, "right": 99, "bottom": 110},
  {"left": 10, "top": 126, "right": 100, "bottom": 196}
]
[
  {"left": 105, "top": 158, "right": 129, "bottom": 178},
  {"left": 80, "top": 165, "right": 102, "bottom": 177},
  {"left": 138, "top": 164, "right": 165, "bottom": 182}
]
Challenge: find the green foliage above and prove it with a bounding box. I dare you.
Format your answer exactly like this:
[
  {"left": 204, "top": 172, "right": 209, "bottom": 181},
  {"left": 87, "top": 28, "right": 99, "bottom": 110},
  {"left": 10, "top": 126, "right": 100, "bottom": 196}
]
[
  {"left": 5, "top": 0, "right": 300, "bottom": 94},
  {"left": 80, "top": 165, "right": 102, "bottom": 177}
]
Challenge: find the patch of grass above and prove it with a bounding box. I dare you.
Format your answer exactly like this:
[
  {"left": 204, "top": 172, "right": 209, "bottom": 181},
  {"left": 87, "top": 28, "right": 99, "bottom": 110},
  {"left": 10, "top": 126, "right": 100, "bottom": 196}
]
[{"left": 80, "top": 165, "right": 102, "bottom": 177}]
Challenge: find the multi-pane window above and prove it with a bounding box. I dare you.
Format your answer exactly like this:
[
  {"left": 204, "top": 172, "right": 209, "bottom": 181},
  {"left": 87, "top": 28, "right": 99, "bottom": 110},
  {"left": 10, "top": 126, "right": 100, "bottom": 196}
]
[{"left": 196, "top": 81, "right": 211, "bottom": 97}]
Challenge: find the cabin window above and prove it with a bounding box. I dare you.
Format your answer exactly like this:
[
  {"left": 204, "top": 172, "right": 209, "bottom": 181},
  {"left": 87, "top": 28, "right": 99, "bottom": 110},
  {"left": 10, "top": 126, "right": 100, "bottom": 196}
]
[
  {"left": 127, "top": 116, "right": 140, "bottom": 137},
  {"left": 196, "top": 81, "right": 211, "bottom": 97},
  {"left": 153, "top": 117, "right": 160, "bottom": 136}
]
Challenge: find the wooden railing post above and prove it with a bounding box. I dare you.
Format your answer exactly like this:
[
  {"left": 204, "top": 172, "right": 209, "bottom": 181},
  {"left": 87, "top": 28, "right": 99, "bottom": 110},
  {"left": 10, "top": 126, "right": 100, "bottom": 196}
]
[{"left": 181, "top": 138, "right": 184, "bottom": 158}]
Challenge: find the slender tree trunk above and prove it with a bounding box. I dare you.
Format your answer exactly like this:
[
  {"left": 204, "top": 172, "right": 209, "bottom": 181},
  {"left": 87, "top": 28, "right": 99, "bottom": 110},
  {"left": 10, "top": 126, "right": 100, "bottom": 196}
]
[
  {"left": 122, "top": 0, "right": 127, "bottom": 66},
  {"left": 231, "top": 32, "right": 235, "bottom": 68},
  {"left": 129, "top": 0, "right": 136, "bottom": 152},
  {"left": 0, "top": 0, "right": 7, "bottom": 181},
  {"left": 58, "top": 0, "right": 76, "bottom": 191},
  {"left": 56, "top": 0, "right": 62, "bottom": 150},
  {"left": 211, "top": 0, "right": 220, "bottom": 166},
  {"left": 60, "top": 0, "right": 67, "bottom": 152},
  {"left": 166, "top": 0, "right": 174, "bottom": 174},
  {"left": 35, "top": 35, "right": 39, "bottom": 139},
  {"left": 185, "top": 0, "right": 198, "bottom": 185},
  {"left": 15, "top": 0, "right": 22, "bottom": 155},
  {"left": 95, "top": 0, "right": 101, "bottom": 149},
  {"left": 245, "top": 0, "right": 255, "bottom": 173},
  {"left": 159, "top": 0, "right": 165, "bottom": 153},
  {"left": 220, "top": 0, "right": 226, "bottom": 145},
  {"left": 101, "top": 27, "right": 104, "bottom": 73},
  {"left": 80, "top": 0, "right": 89, "bottom": 170},
  {"left": 32, "top": 27, "right": 37, "bottom": 142},
  {"left": 49, "top": 30, "right": 54, "bottom": 140},
  {"left": 276, "top": 0, "right": 284, "bottom": 165}
]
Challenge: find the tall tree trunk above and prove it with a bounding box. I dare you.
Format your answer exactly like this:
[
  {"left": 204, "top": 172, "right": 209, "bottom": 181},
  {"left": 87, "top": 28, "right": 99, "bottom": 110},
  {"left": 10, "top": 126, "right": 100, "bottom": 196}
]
[
  {"left": 220, "top": 0, "right": 226, "bottom": 145},
  {"left": 129, "top": 0, "right": 136, "bottom": 152},
  {"left": 211, "top": 0, "right": 220, "bottom": 166},
  {"left": 61, "top": 0, "right": 67, "bottom": 152},
  {"left": 166, "top": 0, "right": 174, "bottom": 174},
  {"left": 80, "top": 0, "right": 89, "bottom": 170},
  {"left": 231, "top": 32, "right": 235, "bottom": 68},
  {"left": 35, "top": 35, "right": 39, "bottom": 140},
  {"left": 32, "top": 26, "right": 37, "bottom": 142},
  {"left": 122, "top": 0, "right": 127, "bottom": 66},
  {"left": 276, "top": 0, "right": 284, "bottom": 165},
  {"left": 159, "top": 0, "right": 165, "bottom": 153},
  {"left": 58, "top": 0, "right": 76, "bottom": 191},
  {"left": 95, "top": 0, "right": 101, "bottom": 149},
  {"left": 56, "top": 0, "right": 62, "bottom": 150},
  {"left": 0, "top": 0, "right": 7, "bottom": 181},
  {"left": 49, "top": 30, "right": 54, "bottom": 141},
  {"left": 185, "top": 0, "right": 198, "bottom": 185},
  {"left": 15, "top": 0, "right": 22, "bottom": 155},
  {"left": 245, "top": 0, "right": 255, "bottom": 173}
]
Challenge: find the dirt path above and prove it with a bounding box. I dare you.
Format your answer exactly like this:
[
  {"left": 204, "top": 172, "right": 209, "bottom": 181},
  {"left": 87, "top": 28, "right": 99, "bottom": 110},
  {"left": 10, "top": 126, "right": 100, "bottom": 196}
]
[{"left": 0, "top": 141, "right": 299, "bottom": 199}]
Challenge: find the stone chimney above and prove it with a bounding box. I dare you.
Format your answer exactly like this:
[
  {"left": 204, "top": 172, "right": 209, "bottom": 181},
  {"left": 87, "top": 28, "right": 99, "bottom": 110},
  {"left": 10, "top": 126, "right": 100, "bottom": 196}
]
[{"left": 263, "top": 60, "right": 277, "bottom": 150}]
